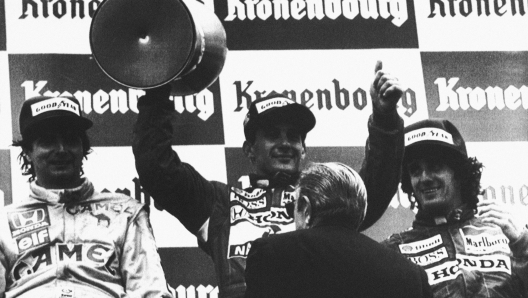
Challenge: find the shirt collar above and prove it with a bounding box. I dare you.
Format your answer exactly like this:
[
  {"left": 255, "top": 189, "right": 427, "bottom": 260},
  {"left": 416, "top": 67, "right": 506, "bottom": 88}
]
[
  {"left": 30, "top": 178, "right": 94, "bottom": 204},
  {"left": 249, "top": 171, "right": 299, "bottom": 189},
  {"left": 413, "top": 204, "right": 475, "bottom": 227}
]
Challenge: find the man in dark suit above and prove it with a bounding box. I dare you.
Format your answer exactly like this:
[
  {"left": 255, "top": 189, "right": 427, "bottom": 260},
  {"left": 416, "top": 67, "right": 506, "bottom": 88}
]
[{"left": 244, "top": 162, "right": 432, "bottom": 298}]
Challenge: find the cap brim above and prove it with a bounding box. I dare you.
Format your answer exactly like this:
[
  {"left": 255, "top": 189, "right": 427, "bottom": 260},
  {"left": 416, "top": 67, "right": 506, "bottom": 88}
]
[
  {"left": 23, "top": 114, "right": 93, "bottom": 136},
  {"left": 404, "top": 142, "right": 466, "bottom": 165},
  {"left": 257, "top": 104, "right": 316, "bottom": 134}
]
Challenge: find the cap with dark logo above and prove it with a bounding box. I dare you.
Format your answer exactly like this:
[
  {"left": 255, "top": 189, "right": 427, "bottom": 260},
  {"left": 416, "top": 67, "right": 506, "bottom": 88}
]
[
  {"left": 19, "top": 96, "right": 93, "bottom": 137},
  {"left": 403, "top": 118, "right": 467, "bottom": 163},
  {"left": 243, "top": 95, "right": 316, "bottom": 142}
]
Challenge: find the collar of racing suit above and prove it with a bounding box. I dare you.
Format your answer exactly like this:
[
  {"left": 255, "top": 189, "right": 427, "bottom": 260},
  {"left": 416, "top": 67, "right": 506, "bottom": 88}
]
[
  {"left": 29, "top": 178, "right": 94, "bottom": 204},
  {"left": 249, "top": 171, "right": 300, "bottom": 189},
  {"left": 413, "top": 204, "right": 475, "bottom": 227}
]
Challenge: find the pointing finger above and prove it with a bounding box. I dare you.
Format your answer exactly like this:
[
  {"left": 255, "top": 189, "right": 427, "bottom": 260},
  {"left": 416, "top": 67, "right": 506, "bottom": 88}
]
[{"left": 374, "top": 60, "right": 383, "bottom": 74}]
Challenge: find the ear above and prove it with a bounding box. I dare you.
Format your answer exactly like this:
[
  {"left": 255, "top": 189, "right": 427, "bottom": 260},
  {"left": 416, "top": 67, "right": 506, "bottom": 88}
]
[
  {"left": 23, "top": 149, "right": 33, "bottom": 163},
  {"left": 242, "top": 141, "right": 255, "bottom": 164},
  {"left": 299, "top": 195, "right": 312, "bottom": 226}
]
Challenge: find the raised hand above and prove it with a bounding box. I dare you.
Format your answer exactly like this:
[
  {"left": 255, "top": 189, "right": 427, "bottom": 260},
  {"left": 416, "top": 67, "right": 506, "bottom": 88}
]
[
  {"left": 370, "top": 60, "right": 404, "bottom": 114},
  {"left": 477, "top": 200, "right": 522, "bottom": 242}
]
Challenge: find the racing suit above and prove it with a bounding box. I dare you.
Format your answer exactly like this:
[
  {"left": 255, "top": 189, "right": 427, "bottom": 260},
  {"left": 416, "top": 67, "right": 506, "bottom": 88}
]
[
  {"left": 133, "top": 86, "right": 404, "bottom": 298},
  {"left": 382, "top": 206, "right": 528, "bottom": 298},
  {"left": 0, "top": 178, "right": 172, "bottom": 298}
]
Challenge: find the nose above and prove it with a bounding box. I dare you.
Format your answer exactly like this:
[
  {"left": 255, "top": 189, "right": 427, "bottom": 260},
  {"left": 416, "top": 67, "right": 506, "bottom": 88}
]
[
  {"left": 417, "top": 166, "right": 435, "bottom": 183},
  {"left": 277, "top": 131, "right": 292, "bottom": 146},
  {"left": 55, "top": 136, "right": 67, "bottom": 152}
]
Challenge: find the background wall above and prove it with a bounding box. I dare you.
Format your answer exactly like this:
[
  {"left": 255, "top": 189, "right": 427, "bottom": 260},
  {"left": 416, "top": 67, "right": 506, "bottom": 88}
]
[{"left": 1, "top": 0, "right": 528, "bottom": 297}]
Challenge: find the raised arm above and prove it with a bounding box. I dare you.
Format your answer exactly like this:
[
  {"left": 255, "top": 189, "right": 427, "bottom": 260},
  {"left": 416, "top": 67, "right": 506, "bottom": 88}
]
[
  {"left": 132, "top": 85, "right": 218, "bottom": 239},
  {"left": 359, "top": 61, "right": 405, "bottom": 231}
]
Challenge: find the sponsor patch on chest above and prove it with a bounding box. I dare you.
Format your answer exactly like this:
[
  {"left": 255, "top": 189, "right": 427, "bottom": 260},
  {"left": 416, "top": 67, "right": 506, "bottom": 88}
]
[
  {"left": 13, "top": 242, "right": 117, "bottom": 281},
  {"left": 425, "top": 254, "right": 511, "bottom": 285},
  {"left": 406, "top": 247, "right": 449, "bottom": 266},
  {"left": 227, "top": 187, "right": 296, "bottom": 258},
  {"left": 399, "top": 234, "right": 443, "bottom": 254},
  {"left": 8, "top": 205, "right": 52, "bottom": 252},
  {"left": 460, "top": 225, "right": 510, "bottom": 254}
]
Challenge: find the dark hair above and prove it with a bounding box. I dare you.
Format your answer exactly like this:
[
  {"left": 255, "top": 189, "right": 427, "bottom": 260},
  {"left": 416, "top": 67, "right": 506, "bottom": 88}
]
[
  {"left": 12, "top": 130, "right": 92, "bottom": 182},
  {"left": 401, "top": 152, "right": 484, "bottom": 211},
  {"left": 297, "top": 162, "right": 367, "bottom": 230}
]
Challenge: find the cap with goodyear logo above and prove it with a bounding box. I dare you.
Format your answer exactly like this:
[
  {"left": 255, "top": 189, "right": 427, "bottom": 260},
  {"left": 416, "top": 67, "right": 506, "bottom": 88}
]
[
  {"left": 243, "top": 94, "right": 316, "bottom": 142},
  {"left": 19, "top": 96, "right": 93, "bottom": 137},
  {"left": 403, "top": 118, "right": 467, "bottom": 164}
]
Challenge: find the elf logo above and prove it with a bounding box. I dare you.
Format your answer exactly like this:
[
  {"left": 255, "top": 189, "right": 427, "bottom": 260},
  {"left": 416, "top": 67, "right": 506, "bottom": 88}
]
[{"left": 16, "top": 229, "right": 50, "bottom": 253}]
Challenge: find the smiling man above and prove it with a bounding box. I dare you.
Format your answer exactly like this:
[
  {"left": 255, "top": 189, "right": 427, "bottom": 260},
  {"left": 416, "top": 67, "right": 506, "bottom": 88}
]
[
  {"left": 3, "top": 96, "right": 172, "bottom": 297},
  {"left": 133, "top": 61, "right": 405, "bottom": 298},
  {"left": 382, "top": 118, "right": 528, "bottom": 297}
]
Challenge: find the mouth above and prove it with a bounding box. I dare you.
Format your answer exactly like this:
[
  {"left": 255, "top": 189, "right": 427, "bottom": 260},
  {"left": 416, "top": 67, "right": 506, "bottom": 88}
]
[
  {"left": 272, "top": 154, "right": 296, "bottom": 162},
  {"left": 49, "top": 160, "right": 72, "bottom": 166},
  {"left": 422, "top": 187, "right": 440, "bottom": 195},
  {"left": 273, "top": 153, "right": 293, "bottom": 158}
]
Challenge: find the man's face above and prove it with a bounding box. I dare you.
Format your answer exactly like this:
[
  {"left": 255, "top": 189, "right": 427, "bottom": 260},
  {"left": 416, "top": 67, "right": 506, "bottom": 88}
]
[
  {"left": 247, "top": 124, "right": 306, "bottom": 176},
  {"left": 26, "top": 129, "right": 84, "bottom": 189},
  {"left": 408, "top": 157, "right": 463, "bottom": 216}
]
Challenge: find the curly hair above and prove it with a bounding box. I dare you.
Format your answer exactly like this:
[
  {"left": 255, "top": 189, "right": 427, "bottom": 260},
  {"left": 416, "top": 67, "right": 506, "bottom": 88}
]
[
  {"left": 12, "top": 131, "right": 92, "bottom": 182},
  {"left": 401, "top": 149, "right": 484, "bottom": 212}
]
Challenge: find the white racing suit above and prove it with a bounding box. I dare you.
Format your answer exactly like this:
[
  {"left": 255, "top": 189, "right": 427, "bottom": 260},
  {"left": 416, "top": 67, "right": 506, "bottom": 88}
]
[
  {"left": 382, "top": 208, "right": 528, "bottom": 297},
  {"left": 0, "top": 178, "right": 172, "bottom": 298}
]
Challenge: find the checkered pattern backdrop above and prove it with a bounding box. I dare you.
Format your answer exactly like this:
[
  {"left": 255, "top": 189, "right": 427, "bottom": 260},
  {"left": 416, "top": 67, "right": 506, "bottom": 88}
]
[{"left": 1, "top": 0, "right": 528, "bottom": 296}]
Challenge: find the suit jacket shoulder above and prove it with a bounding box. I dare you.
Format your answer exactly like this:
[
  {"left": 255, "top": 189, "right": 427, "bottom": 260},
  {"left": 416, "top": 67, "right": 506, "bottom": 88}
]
[{"left": 245, "top": 225, "right": 432, "bottom": 298}]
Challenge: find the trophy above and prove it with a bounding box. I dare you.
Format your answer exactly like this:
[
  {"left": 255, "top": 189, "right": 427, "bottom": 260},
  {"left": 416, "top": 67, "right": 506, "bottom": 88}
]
[{"left": 90, "top": 0, "right": 227, "bottom": 95}]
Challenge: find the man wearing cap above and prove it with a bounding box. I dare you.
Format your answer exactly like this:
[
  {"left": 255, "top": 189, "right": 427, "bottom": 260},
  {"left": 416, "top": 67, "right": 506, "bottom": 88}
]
[
  {"left": 382, "top": 118, "right": 528, "bottom": 297},
  {"left": 133, "top": 62, "right": 405, "bottom": 297},
  {"left": 244, "top": 162, "right": 432, "bottom": 298},
  {"left": 2, "top": 96, "right": 172, "bottom": 297}
]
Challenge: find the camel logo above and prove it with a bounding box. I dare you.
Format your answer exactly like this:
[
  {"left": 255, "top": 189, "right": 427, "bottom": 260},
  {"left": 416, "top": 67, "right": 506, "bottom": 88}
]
[
  {"left": 8, "top": 206, "right": 51, "bottom": 237},
  {"left": 91, "top": 209, "right": 112, "bottom": 228}
]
